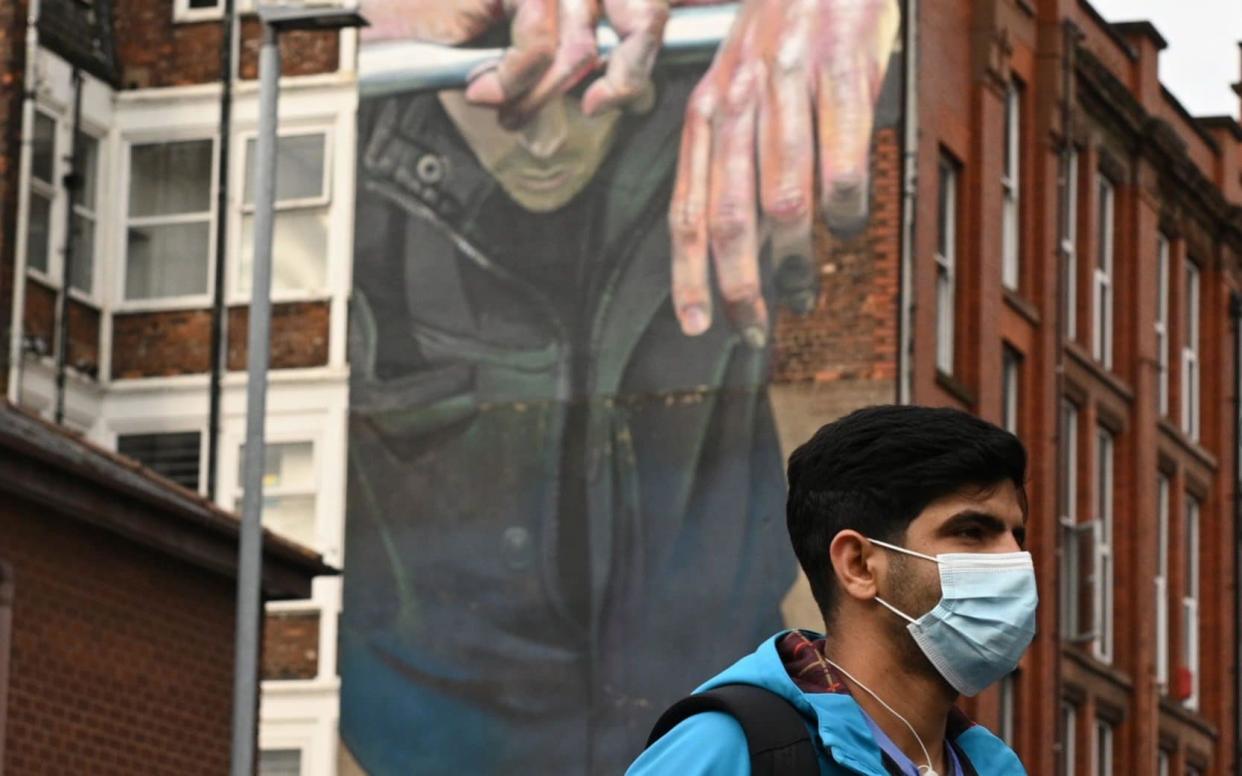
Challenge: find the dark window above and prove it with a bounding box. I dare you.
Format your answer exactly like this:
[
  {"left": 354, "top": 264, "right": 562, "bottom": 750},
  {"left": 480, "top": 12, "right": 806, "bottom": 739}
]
[
  {"left": 259, "top": 749, "right": 302, "bottom": 776},
  {"left": 118, "top": 432, "right": 203, "bottom": 491}
]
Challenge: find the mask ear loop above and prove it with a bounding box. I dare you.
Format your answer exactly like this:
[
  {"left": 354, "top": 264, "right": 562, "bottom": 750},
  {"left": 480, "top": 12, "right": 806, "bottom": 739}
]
[
  {"left": 823, "top": 657, "right": 940, "bottom": 776},
  {"left": 868, "top": 538, "right": 940, "bottom": 564}
]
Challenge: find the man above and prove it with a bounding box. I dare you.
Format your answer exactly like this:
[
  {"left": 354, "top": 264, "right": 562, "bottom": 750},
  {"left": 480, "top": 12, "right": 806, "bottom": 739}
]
[{"left": 628, "top": 405, "right": 1034, "bottom": 775}]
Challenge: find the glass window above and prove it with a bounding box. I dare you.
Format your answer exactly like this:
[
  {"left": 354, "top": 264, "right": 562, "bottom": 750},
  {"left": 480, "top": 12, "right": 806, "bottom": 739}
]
[
  {"left": 70, "top": 132, "right": 100, "bottom": 295},
  {"left": 258, "top": 749, "right": 302, "bottom": 776},
  {"left": 1002, "top": 80, "right": 1022, "bottom": 291},
  {"left": 27, "top": 112, "right": 57, "bottom": 275},
  {"left": 935, "top": 156, "right": 958, "bottom": 375},
  {"left": 117, "top": 432, "right": 203, "bottom": 492},
  {"left": 1002, "top": 347, "right": 1021, "bottom": 434},
  {"left": 125, "top": 140, "right": 214, "bottom": 300},
  {"left": 238, "top": 133, "right": 330, "bottom": 295},
  {"left": 1093, "top": 719, "right": 1113, "bottom": 776},
  {"left": 1158, "top": 751, "right": 1170, "bottom": 776},
  {"left": 1059, "top": 701, "right": 1077, "bottom": 776},
  {"left": 237, "top": 442, "right": 318, "bottom": 549},
  {"left": 1063, "top": 150, "right": 1079, "bottom": 341},
  {"left": 1061, "top": 401, "right": 1095, "bottom": 644},
  {"left": 1093, "top": 427, "right": 1115, "bottom": 662},
  {"left": 999, "top": 673, "right": 1017, "bottom": 746},
  {"left": 1156, "top": 474, "right": 1170, "bottom": 690},
  {"left": 1182, "top": 495, "right": 1200, "bottom": 710},
  {"left": 1156, "top": 235, "right": 1170, "bottom": 416},
  {"left": 1093, "top": 175, "right": 1115, "bottom": 369},
  {"left": 1182, "top": 262, "right": 1201, "bottom": 441}
]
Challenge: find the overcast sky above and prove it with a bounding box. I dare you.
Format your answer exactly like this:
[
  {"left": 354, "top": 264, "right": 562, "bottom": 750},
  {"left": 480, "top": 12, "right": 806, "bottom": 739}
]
[{"left": 1088, "top": 0, "right": 1241, "bottom": 118}]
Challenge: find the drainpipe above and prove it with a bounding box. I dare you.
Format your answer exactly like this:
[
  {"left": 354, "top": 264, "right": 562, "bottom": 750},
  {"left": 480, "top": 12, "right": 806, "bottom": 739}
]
[
  {"left": 1230, "top": 290, "right": 1242, "bottom": 776},
  {"left": 52, "top": 66, "right": 82, "bottom": 426},
  {"left": 207, "top": 0, "right": 237, "bottom": 500},
  {"left": 896, "top": 0, "right": 918, "bottom": 404},
  {"left": 6, "top": 0, "right": 41, "bottom": 405}
]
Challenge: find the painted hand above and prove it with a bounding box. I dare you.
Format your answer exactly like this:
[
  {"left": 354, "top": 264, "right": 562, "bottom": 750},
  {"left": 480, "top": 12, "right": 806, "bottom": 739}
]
[
  {"left": 669, "top": 0, "right": 901, "bottom": 344},
  {"left": 363, "top": 0, "right": 672, "bottom": 128}
]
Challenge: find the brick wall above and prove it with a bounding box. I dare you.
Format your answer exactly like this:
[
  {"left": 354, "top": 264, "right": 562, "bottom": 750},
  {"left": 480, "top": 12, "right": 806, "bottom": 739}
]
[
  {"left": 262, "top": 611, "right": 319, "bottom": 681},
  {"left": 113, "top": 2, "right": 338, "bottom": 90},
  {"left": 772, "top": 127, "right": 901, "bottom": 387},
  {"left": 0, "top": 491, "right": 235, "bottom": 775},
  {"left": 21, "top": 278, "right": 102, "bottom": 376},
  {"left": 0, "top": 0, "right": 27, "bottom": 392},
  {"left": 111, "top": 301, "right": 330, "bottom": 379}
]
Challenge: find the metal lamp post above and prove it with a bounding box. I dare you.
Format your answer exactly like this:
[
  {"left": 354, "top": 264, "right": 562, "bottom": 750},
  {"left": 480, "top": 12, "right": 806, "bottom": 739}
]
[{"left": 232, "top": 7, "right": 366, "bottom": 776}]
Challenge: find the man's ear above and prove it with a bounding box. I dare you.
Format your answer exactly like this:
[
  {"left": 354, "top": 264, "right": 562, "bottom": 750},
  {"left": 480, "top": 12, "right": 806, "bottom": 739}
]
[{"left": 829, "top": 530, "right": 881, "bottom": 604}]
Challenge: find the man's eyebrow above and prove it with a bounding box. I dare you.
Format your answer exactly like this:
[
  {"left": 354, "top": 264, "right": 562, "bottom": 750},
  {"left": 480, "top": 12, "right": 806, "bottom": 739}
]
[{"left": 940, "top": 510, "right": 1025, "bottom": 545}]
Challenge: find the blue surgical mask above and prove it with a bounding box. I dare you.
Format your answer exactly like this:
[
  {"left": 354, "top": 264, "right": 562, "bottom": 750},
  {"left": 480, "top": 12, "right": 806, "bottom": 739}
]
[{"left": 868, "top": 538, "right": 1038, "bottom": 697}]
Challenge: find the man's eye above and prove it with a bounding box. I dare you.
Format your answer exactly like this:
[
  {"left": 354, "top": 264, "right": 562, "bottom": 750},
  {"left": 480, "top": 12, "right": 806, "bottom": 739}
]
[{"left": 958, "top": 527, "right": 984, "bottom": 540}]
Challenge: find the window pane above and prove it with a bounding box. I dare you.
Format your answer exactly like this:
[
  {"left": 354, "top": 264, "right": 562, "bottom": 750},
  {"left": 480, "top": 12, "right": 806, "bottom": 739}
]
[
  {"left": 1096, "top": 179, "right": 1112, "bottom": 271},
  {"left": 239, "top": 442, "right": 315, "bottom": 490},
  {"left": 238, "top": 208, "right": 329, "bottom": 293},
  {"left": 70, "top": 212, "right": 95, "bottom": 293},
  {"left": 1059, "top": 702, "right": 1077, "bottom": 776},
  {"left": 129, "top": 141, "right": 213, "bottom": 217},
  {"left": 125, "top": 221, "right": 211, "bottom": 299},
  {"left": 236, "top": 493, "right": 317, "bottom": 548},
  {"left": 32, "top": 113, "right": 55, "bottom": 184},
  {"left": 26, "top": 191, "right": 52, "bottom": 274},
  {"left": 245, "top": 134, "right": 326, "bottom": 205},
  {"left": 258, "top": 749, "right": 302, "bottom": 776},
  {"left": 75, "top": 132, "right": 100, "bottom": 211},
  {"left": 1003, "top": 349, "right": 1020, "bottom": 434},
  {"left": 118, "top": 432, "right": 202, "bottom": 491}
]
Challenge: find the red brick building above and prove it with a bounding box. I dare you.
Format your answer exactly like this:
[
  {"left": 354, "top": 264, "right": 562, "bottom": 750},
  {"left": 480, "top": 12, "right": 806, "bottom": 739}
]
[
  {"left": 0, "top": 401, "right": 330, "bottom": 774},
  {"left": 780, "top": 1, "right": 1242, "bottom": 773}
]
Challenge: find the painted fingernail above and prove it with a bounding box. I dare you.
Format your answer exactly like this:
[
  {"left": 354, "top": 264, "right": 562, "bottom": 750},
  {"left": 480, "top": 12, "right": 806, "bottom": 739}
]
[
  {"left": 824, "top": 177, "right": 870, "bottom": 237},
  {"left": 681, "top": 305, "right": 710, "bottom": 336},
  {"left": 742, "top": 325, "right": 767, "bottom": 349},
  {"left": 776, "top": 254, "right": 814, "bottom": 293}
]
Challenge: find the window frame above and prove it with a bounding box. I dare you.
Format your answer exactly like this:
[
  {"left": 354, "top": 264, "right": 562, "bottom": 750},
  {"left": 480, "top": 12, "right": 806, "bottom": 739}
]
[
  {"left": 230, "top": 128, "right": 335, "bottom": 303},
  {"left": 1093, "top": 426, "right": 1115, "bottom": 663},
  {"left": 118, "top": 135, "right": 220, "bottom": 310},
  {"left": 1002, "top": 346, "right": 1021, "bottom": 435},
  {"left": 1092, "top": 718, "right": 1113, "bottom": 776},
  {"left": 234, "top": 438, "right": 321, "bottom": 553},
  {"left": 1181, "top": 261, "right": 1201, "bottom": 441},
  {"left": 1156, "top": 473, "right": 1171, "bottom": 690},
  {"left": 1001, "top": 79, "right": 1022, "bottom": 291},
  {"left": 1093, "top": 175, "right": 1115, "bottom": 370},
  {"left": 935, "top": 154, "right": 958, "bottom": 376},
  {"left": 68, "top": 128, "right": 104, "bottom": 300},
  {"left": 1156, "top": 234, "right": 1171, "bottom": 417},
  {"left": 1060, "top": 400, "right": 1096, "bottom": 644},
  {"left": 1063, "top": 149, "right": 1079, "bottom": 341},
  {"left": 1182, "top": 494, "right": 1200, "bottom": 711},
  {"left": 26, "top": 108, "right": 60, "bottom": 284},
  {"left": 1059, "top": 701, "right": 1078, "bottom": 776}
]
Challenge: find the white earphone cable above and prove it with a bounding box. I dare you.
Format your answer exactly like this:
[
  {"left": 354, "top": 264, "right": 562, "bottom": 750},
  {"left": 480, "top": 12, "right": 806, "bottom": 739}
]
[{"left": 823, "top": 657, "right": 940, "bottom": 776}]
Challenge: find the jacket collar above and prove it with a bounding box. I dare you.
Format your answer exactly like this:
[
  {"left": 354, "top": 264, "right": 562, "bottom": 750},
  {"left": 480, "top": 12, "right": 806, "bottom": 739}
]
[{"left": 696, "top": 630, "right": 1026, "bottom": 775}]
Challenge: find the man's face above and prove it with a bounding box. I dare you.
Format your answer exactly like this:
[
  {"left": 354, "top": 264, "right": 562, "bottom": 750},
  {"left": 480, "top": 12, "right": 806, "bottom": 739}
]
[
  {"left": 438, "top": 90, "right": 623, "bottom": 212},
  {"left": 877, "top": 481, "right": 1028, "bottom": 673}
]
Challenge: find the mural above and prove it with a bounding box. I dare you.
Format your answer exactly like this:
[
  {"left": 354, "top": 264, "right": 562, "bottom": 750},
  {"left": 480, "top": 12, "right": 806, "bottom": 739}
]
[{"left": 342, "top": 2, "right": 902, "bottom": 772}]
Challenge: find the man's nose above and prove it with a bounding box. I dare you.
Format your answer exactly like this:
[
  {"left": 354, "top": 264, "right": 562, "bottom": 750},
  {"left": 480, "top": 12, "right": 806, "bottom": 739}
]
[{"left": 517, "top": 99, "right": 569, "bottom": 159}]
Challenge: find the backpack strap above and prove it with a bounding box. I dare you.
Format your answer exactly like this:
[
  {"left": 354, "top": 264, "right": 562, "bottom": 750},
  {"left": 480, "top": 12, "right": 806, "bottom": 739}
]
[{"left": 647, "top": 684, "right": 820, "bottom": 776}]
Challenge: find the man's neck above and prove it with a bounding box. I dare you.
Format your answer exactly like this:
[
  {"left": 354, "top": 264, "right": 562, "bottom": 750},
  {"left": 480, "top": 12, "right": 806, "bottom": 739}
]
[{"left": 823, "top": 631, "right": 957, "bottom": 774}]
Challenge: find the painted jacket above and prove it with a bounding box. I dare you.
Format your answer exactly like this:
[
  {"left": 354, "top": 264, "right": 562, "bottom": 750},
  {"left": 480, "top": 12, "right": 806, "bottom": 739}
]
[
  {"left": 627, "top": 631, "right": 1029, "bottom": 776},
  {"left": 340, "top": 65, "right": 795, "bottom": 774}
]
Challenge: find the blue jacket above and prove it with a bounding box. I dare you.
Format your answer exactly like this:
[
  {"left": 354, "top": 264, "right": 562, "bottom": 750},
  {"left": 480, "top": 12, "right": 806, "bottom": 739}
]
[{"left": 627, "top": 632, "right": 1028, "bottom": 776}]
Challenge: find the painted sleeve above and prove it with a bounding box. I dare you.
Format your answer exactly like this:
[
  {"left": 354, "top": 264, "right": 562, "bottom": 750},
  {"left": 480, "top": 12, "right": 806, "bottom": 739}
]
[{"left": 625, "top": 711, "right": 752, "bottom": 776}]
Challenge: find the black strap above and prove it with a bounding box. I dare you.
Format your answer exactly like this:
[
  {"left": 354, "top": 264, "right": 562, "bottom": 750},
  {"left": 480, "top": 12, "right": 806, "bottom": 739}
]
[{"left": 647, "top": 685, "right": 820, "bottom": 776}]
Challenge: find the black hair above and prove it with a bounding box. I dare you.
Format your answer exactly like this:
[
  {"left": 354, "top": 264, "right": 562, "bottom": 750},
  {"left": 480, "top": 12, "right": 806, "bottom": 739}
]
[{"left": 786, "top": 404, "right": 1028, "bottom": 623}]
